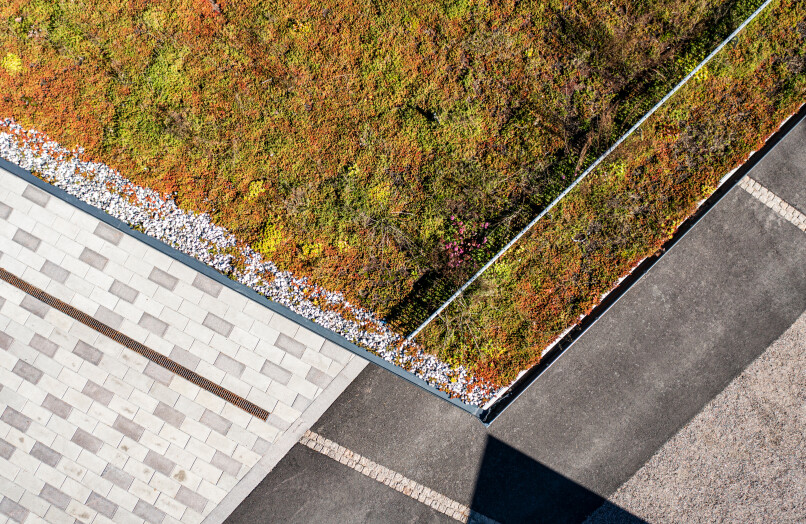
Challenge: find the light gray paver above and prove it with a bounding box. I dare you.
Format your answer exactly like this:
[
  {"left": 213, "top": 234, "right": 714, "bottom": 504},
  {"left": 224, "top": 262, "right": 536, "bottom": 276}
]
[
  {"left": 139, "top": 313, "right": 168, "bottom": 337},
  {"left": 202, "top": 313, "right": 233, "bottom": 337},
  {"left": 78, "top": 247, "right": 107, "bottom": 270},
  {"left": 109, "top": 280, "right": 138, "bottom": 303},
  {"left": 153, "top": 403, "right": 185, "bottom": 429},
  {"left": 143, "top": 362, "right": 174, "bottom": 385},
  {"left": 12, "top": 229, "right": 41, "bottom": 252},
  {"left": 72, "top": 429, "right": 103, "bottom": 454},
  {"left": 42, "top": 394, "right": 73, "bottom": 419},
  {"left": 0, "top": 331, "right": 12, "bottom": 350},
  {"left": 144, "top": 451, "right": 175, "bottom": 477},
  {"left": 101, "top": 465, "right": 134, "bottom": 490},
  {"left": 266, "top": 414, "right": 291, "bottom": 432},
  {"left": 112, "top": 415, "right": 145, "bottom": 442},
  {"left": 22, "top": 185, "right": 50, "bottom": 207},
  {"left": 41, "top": 260, "right": 69, "bottom": 284},
  {"left": 306, "top": 367, "right": 333, "bottom": 389},
  {"left": 291, "top": 394, "right": 312, "bottom": 412},
  {"left": 175, "top": 486, "right": 207, "bottom": 514},
  {"left": 86, "top": 491, "right": 117, "bottom": 518},
  {"left": 73, "top": 341, "right": 103, "bottom": 365},
  {"left": 0, "top": 496, "right": 30, "bottom": 522},
  {"left": 29, "top": 334, "right": 58, "bottom": 357},
  {"left": 29, "top": 442, "right": 61, "bottom": 467},
  {"left": 148, "top": 267, "right": 178, "bottom": 291},
  {"left": 0, "top": 438, "right": 15, "bottom": 460},
  {"left": 93, "top": 223, "right": 122, "bottom": 246},
  {"left": 0, "top": 168, "right": 364, "bottom": 524},
  {"left": 199, "top": 410, "right": 231, "bottom": 436},
  {"left": 12, "top": 359, "right": 43, "bottom": 384},
  {"left": 20, "top": 295, "right": 48, "bottom": 318},
  {"left": 214, "top": 353, "right": 244, "bottom": 377},
  {"left": 260, "top": 360, "right": 292, "bottom": 385},
  {"left": 274, "top": 333, "right": 305, "bottom": 358},
  {"left": 168, "top": 346, "right": 199, "bottom": 371},
  {"left": 94, "top": 306, "right": 124, "bottom": 330},
  {"left": 211, "top": 452, "right": 241, "bottom": 478},
  {"left": 133, "top": 499, "right": 166, "bottom": 523},
  {"left": 2, "top": 407, "right": 32, "bottom": 432},
  {"left": 82, "top": 380, "right": 114, "bottom": 406},
  {"left": 192, "top": 274, "right": 222, "bottom": 298},
  {"left": 320, "top": 340, "right": 351, "bottom": 365},
  {"left": 39, "top": 484, "right": 71, "bottom": 510}
]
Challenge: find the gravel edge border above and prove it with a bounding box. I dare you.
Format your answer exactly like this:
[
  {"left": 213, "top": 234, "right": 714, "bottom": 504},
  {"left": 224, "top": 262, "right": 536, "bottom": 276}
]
[{"left": 0, "top": 121, "right": 495, "bottom": 412}]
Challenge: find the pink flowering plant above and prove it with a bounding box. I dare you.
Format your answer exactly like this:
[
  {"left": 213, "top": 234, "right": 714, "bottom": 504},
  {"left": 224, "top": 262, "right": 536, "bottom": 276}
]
[{"left": 443, "top": 216, "right": 492, "bottom": 271}]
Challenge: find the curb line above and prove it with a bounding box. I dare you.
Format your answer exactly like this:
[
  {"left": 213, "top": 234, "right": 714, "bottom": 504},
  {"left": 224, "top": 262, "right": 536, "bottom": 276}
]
[
  {"left": 480, "top": 103, "right": 806, "bottom": 424},
  {"left": 202, "top": 357, "right": 369, "bottom": 524},
  {"left": 0, "top": 158, "right": 484, "bottom": 420}
]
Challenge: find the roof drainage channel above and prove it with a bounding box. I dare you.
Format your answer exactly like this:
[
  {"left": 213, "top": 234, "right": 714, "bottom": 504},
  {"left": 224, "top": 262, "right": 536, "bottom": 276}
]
[{"left": 0, "top": 265, "right": 270, "bottom": 420}]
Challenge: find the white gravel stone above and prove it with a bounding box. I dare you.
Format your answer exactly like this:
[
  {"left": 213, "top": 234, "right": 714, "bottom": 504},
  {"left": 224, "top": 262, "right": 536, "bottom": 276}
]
[{"left": 0, "top": 119, "right": 501, "bottom": 406}]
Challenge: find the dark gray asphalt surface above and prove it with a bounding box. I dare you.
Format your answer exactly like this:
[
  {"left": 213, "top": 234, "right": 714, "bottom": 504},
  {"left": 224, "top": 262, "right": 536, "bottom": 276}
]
[
  {"left": 226, "top": 444, "right": 452, "bottom": 523},
  {"left": 751, "top": 113, "right": 806, "bottom": 214},
  {"left": 491, "top": 188, "right": 806, "bottom": 499},
  {"left": 228, "top": 115, "right": 806, "bottom": 523}
]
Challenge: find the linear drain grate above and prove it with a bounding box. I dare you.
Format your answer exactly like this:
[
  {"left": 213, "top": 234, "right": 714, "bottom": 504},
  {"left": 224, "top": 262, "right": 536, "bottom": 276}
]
[{"left": 0, "top": 266, "right": 270, "bottom": 420}]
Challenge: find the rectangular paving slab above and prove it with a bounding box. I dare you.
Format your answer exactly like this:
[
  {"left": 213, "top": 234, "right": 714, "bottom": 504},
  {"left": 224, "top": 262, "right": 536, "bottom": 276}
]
[{"left": 0, "top": 167, "right": 366, "bottom": 523}]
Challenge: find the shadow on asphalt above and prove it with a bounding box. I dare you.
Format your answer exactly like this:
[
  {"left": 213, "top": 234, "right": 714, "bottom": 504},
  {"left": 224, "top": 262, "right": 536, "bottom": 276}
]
[{"left": 470, "top": 437, "right": 645, "bottom": 524}]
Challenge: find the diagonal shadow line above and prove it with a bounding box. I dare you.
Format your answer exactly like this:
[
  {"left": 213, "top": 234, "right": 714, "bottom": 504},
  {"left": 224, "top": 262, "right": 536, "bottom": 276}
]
[{"left": 470, "top": 436, "right": 646, "bottom": 524}]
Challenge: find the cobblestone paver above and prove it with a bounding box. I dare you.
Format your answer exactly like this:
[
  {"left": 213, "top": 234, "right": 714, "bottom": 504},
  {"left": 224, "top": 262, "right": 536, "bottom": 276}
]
[
  {"left": 299, "top": 430, "right": 499, "bottom": 524},
  {"left": 738, "top": 176, "right": 806, "bottom": 232},
  {"left": 0, "top": 167, "right": 359, "bottom": 523}
]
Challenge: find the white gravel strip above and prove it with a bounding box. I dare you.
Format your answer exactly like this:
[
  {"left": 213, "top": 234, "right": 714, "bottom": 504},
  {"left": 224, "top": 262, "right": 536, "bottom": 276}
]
[{"left": 0, "top": 118, "right": 499, "bottom": 406}]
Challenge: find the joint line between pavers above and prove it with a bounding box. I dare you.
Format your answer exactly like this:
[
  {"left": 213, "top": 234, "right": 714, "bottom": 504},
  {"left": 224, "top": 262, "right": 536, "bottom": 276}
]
[
  {"left": 739, "top": 176, "right": 806, "bottom": 232},
  {"left": 299, "top": 430, "right": 498, "bottom": 524}
]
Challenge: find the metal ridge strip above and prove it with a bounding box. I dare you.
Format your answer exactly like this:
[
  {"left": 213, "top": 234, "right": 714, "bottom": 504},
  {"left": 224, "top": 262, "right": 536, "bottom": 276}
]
[
  {"left": 0, "top": 266, "right": 270, "bottom": 420},
  {"left": 406, "top": 0, "right": 777, "bottom": 341},
  {"left": 0, "top": 159, "right": 484, "bottom": 420}
]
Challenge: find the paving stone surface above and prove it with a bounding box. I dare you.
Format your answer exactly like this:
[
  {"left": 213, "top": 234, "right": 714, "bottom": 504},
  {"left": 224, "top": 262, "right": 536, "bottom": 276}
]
[{"left": 0, "top": 167, "right": 359, "bottom": 523}]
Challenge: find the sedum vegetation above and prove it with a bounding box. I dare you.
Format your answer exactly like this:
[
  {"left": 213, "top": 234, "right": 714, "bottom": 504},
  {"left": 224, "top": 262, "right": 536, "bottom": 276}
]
[
  {"left": 1, "top": 0, "right": 801, "bottom": 391},
  {"left": 419, "top": 0, "right": 806, "bottom": 386},
  {"left": 1, "top": 0, "right": 763, "bottom": 325}
]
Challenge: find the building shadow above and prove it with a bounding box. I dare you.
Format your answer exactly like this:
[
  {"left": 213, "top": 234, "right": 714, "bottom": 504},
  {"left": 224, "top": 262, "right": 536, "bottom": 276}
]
[{"left": 469, "top": 436, "right": 646, "bottom": 524}]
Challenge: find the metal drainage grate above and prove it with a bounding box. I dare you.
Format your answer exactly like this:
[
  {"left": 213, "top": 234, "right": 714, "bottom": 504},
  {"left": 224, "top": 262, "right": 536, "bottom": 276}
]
[{"left": 0, "top": 266, "right": 270, "bottom": 420}]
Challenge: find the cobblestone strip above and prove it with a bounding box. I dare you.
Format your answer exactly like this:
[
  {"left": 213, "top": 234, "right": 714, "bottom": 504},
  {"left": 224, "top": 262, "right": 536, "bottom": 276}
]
[
  {"left": 299, "top": 430, "right": 497, "bottom": 524},
  {"left": 739, "top": 177, "right": 806, "bottom": 232}
]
